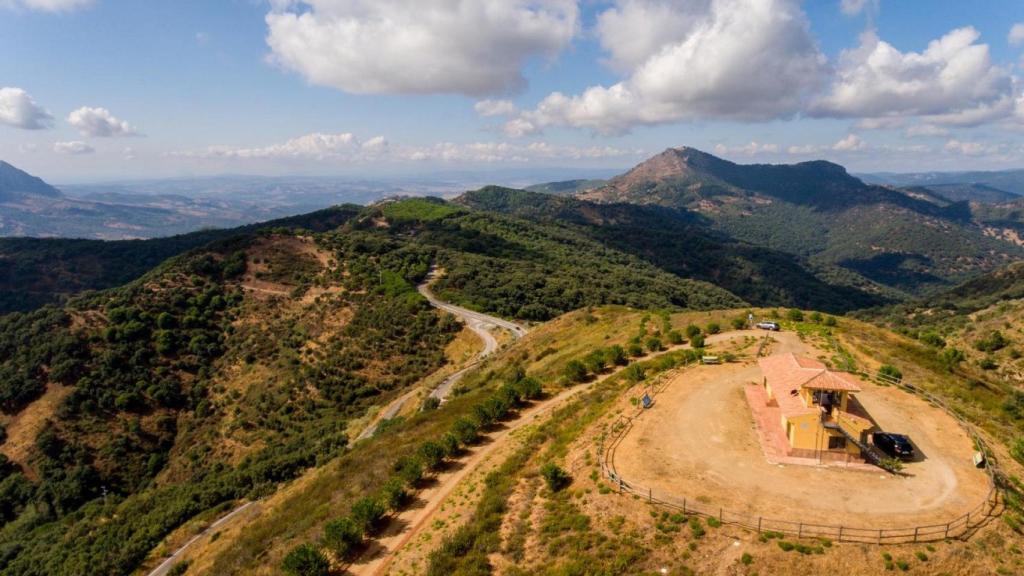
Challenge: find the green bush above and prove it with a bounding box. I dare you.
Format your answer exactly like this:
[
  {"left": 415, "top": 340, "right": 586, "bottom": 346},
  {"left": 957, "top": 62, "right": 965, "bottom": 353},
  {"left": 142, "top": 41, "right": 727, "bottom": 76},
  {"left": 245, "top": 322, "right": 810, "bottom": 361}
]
[
  {"left": 168, "top": 561, "right": 190, "bottom": 576},
  {"left": 350, "top": 496, "right": 387, "bottom": 533},
  {"left": 419, "top": 441, "right": 446, "bottom": 470},
  {"left": 379, "top": 477, "right": 409, "bottom": 512},
  {"left": 731, "top": 317, "right": 746, "bottom": 330},
  {"left": 563, "top": 360, "right": 589, "bottom": 383},
  {"left": 706, "top": 322, "right": 721, "bottom": 335},
  {"left": 421, "top": 396, "right": 441, "bottom": 412},
  {"left": 604, "top": 345, "right": 628, "bottom": 366},
  {"left": 395, "top": 455, "right": 425, "bottom": 486},
  {"left": 281, "top": 544, "right": 329, "bottom": 576},
  {"left": 667, "top": 330, "right": 684, "bottom": 345},
  {"left": 740, "top": 552, "right": 753, "bottom": 565},
  {"left": 451, "top": 417, "right": 480, "bottom": 445},
  {"left": 878, "top": 364, "right": 903, "bottom": 382},
  {"left": 880, "top": 457, "right": 904, "bottom": 474},
  {"left": 688, "top": 516, "right": 705, "bottom": 539},
  {"left": 623, "top": 364, "right": 646, "bottom": 382},
  {"left": 690, "top": 333, "right": 705, "bottom": 348},
  {"left": 322, "top": 517, "right": 363, "bottom": 557},
  {"left": 627, "top": 343, "right": 644, "bottom": 357},
  {"left": 540, "top": 463, "right": 571, "bottom": 492},
  {"left": 787, "top": 309, "right": 804, "bottom": 322},
  {"left": 975, "top": 330, "right": 1008, "bottom": 352},
  {"left": 645, "top": 337, "right": 663, "bottom": 352},
  {"left": 685, "top": 324, "right": 702, "bottom": 339}
]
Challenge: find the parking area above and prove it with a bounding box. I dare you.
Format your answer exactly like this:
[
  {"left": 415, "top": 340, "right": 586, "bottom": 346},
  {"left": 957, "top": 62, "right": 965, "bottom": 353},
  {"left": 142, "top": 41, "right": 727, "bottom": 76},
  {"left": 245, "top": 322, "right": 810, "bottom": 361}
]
[{"left": 611, "top": 332, "right": 992, "bottom": 527}]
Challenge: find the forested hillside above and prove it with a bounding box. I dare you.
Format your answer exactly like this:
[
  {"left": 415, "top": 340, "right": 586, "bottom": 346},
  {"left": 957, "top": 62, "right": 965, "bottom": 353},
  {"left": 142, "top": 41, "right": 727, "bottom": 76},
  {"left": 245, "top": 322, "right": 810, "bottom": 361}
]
[
  {"left": 456, "top": 186, "right": 890, "bottom": 312},
  {"left": 577, "top": 147, "right": 1024, "bottom": 295},
  {"left": 0, "top": 206, "right": 361, "bottom": 314}
]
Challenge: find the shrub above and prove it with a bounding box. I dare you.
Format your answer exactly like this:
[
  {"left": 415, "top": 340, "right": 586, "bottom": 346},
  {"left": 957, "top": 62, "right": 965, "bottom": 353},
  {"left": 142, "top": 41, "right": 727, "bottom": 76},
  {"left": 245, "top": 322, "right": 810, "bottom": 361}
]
[
  {"left": 939, "top": 347, "right": 965, "bottom": 370},
  {"left": 918, "top": 332, "right": 946, "bottom": 347},
  {"left": 975, "top": 330, "right": 1008, "bottom": 352},
  {"left": 168, "top": 561, "right": 190, "bottom": 576},
  {"left": 514, "top": 376, "right": 543, "bottom": 400},
  {"left": 395, "top": 455, "right": 424, "bottom": 486},
  {"left": 667, "top": 331, "right": 684, "bottom": 345},
  {"left": 731, "top": 317, "right": 746, "bottom": 330},
  {"left": 880, "top": 457, "right": 904, "bottom": 474},
  {"left": 823, "top": 315, "right": 837, "bottom": 327},
  {"left": 583, "top": 350, "right": 608, "bottom": 374},
  {"left": 706, "top": 322, "right": 720, "bottom": 335},
  {"left": 740, "top": 552, "right": 753, "bottom": 565},
  {"left": 645, "top": 337, "right": 663, "bottom": 352},
  {"left": 604, "top": 345, "right": 628, "bottom": 366},
  {"left": 809, "top": 311, "right": 823, "bottom": 324},
  {"left": 878, "top": 364, "right": 903, "bottom": 382},
  {"left": 914, "top": 551, "right": 928, "bottom": 562},
  {"left": 440, "top": 432, "right": 461, "bottom": 457},
  {"left": 690, "top": 333, "right": 705, "bottom": 349},
  {"left": 627, "top": 343, "right": 644, "bottom": 357},
  {"left": 979, "top": 357, "right": 998, "bottom": 370},
  {"left": 563, "top": 360, "right": 589, "bottom": 383},
  {"left": 421, "top": 396, "right": 441, "bottom": 412},
  {"left": 419, "top": 441, "right": 446, "bottom": 470},
  {"left": 540, "top": 463, "right": 571, "bottom": 492},
  {"left": 451, "top": 418, "right": 479, "bottom": 445},
  {"left": 378, "top": 477, "right": 409, "bottom": 512},
  {"left": 322, "top": 517, "right": 363, "bottom": 557},
  {"left": 777, "top": 541, "right": 795, "bottom": 552},
  {"left": 706, "top": 516, "right": 721, "bottom": 528},
  {"left": 281, "top": 544, "right": 329, "bottom": 576},
  {"left": 688, "top": 516, "right": 705, "bottom": 539},
  {"left": 786, "top": 309, "right": 804, "bottom": 322},
  {"left": 685, "top": 324, "right": 701, "bottom": 339},
  {"left": 624, "top": 363, "right": 646, "bottom": 382},
  {"left": 350, "top": 497, "right": 387, "bottom": 533}
]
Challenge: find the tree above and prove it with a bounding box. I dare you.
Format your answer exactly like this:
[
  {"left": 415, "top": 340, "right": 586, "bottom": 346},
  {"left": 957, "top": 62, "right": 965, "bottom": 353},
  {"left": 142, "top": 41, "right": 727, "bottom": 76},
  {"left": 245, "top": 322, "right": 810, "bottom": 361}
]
[
  {"left": 281, "top": 544, "right": 329, "bottom": 576},
  {"left": 540, "top": 463, "right": 571, "bottom": 492},
  {"left": 421, "top": 396, "right": 441, "bottom": 412},
  {"left": 666, "top": 330, "right": 684, "bottom": 345},
  {"left": 706, "top": 322, "right": 721, "bottom": 335},
  {"left": 582, "top": 350, "right": 607, "bottom": 374},
  {"left": 627, "top": 343, "right": 644, "bottom": 357},
  {"left": 419, "top": 441, "right": 446, "bottom": 470},
  {"left": 563, "top": 360, "right": 588, "bottom": 383},
  {"left": 624, "top": 363, "right": 645, "bottom": 382},
  {"left": 322, "top": 517, "right": 363, "bottom": 557},
  {"left": 645, "top": 337, "right": 663, "bottom": 353},
  {"left": 350, "top": 496, "right": 387, "bottom": 533},
  {"left": 786, "top": 309, "right": 804, "bottom": 322},
  {"left": 685, "top": 324, "right": 701, "bottom": 339},
  {"left": 690, "top": 333, "right": 705, "bottom": 348},
  {"left": 604, "top": 345, "right": 628, "bottom": 367},
  {"left": 451, "top": 417, "right": 479, "bottom": 445},
  {"left": 379, "top": 477, "right": 409, "bottom": 512}
]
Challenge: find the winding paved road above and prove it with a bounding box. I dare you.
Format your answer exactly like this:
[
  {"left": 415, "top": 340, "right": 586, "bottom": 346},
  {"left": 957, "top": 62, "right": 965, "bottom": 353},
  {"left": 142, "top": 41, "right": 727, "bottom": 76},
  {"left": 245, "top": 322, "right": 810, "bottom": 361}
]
[{"left": 354, "top": 271, "right": 528, "bottom": 441}]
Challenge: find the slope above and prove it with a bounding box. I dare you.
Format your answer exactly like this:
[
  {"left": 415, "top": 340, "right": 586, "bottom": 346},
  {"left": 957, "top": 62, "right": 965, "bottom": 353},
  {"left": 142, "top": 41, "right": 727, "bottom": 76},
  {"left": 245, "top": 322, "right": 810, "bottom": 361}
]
[
  {"left": 578, "top": 147, "right": 1024, "bottom": 295},
  {"left": 456, "top": 186, "right": 891, "bottom": 312}
]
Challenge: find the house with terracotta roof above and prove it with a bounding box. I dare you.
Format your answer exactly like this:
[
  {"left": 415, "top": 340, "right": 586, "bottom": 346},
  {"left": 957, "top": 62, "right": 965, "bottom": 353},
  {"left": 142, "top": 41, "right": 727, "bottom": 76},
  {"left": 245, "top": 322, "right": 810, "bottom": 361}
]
[{"left": 757, "top": 353, "right": 876, "bottom": 459}]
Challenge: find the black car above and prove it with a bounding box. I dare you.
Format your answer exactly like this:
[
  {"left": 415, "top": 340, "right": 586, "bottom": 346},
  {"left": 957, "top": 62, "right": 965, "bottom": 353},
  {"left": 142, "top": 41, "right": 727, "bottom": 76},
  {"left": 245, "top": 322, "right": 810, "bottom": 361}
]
[{"left": 873, "top": 432, "right": 915, "bottom": 460}]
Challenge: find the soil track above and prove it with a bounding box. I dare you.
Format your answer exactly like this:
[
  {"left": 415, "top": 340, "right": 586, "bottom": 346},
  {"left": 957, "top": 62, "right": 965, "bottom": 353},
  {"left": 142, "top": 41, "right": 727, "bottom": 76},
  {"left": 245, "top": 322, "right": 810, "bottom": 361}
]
[{"left": 613, "top": 331, "right": 991, "bottom": 528}]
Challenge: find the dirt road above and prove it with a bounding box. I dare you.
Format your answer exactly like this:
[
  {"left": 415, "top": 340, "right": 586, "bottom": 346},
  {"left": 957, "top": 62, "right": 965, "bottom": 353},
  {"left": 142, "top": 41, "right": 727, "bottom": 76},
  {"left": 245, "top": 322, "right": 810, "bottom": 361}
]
[
  {"left": 146, "top": 502, "right": 257, "bottom": 576},
  {"left": 613, "top": 331, "right": 991, "bottom": 527}
]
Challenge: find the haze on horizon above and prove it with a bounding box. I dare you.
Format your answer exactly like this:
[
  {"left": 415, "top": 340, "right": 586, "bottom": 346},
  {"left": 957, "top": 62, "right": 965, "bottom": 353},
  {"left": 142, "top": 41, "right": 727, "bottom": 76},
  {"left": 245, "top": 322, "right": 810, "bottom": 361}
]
[{"left": 3, "top": 0, "right": 1024, "bottom": 183}]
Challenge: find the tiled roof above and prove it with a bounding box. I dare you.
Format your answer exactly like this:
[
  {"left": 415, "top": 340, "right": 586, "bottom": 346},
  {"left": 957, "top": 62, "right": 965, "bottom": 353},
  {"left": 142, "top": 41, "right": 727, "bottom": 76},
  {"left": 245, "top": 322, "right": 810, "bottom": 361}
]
[{"left": 758, "top": 353, "right": 862, "bottom": 418}]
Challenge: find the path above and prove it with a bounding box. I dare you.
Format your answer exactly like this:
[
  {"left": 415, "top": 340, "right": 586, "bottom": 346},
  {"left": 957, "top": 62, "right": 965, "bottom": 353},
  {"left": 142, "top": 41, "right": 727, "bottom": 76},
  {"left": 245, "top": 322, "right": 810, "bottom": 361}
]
[
  {"left": 354, "top": 271, "right": 528, "bottom": 441},
  {"left": 146, "top": 502, "right": 257, "bottom": 576},
  {"left": 355, "top": 335, "right": 728, "bottom": 576}
]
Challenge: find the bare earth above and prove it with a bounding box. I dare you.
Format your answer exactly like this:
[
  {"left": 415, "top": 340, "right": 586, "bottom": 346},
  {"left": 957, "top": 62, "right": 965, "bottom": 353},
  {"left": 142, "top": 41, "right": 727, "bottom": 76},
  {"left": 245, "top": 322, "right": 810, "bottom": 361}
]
[{"left": 612, "top": 331, "right": 992, "bottom": 528}]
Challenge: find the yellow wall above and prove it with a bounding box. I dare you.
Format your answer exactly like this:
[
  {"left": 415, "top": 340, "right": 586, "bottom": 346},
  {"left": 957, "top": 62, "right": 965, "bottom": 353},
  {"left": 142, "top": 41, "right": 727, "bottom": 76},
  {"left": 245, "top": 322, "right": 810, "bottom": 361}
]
[{"left": 783, "top": 414, "right": 820, "bottom": 450}]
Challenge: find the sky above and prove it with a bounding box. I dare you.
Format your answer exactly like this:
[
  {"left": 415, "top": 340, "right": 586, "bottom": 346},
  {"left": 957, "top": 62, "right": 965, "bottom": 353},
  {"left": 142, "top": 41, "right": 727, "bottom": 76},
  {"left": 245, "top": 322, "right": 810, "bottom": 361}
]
[{"left": 3, "top": 0, "right": 1024, "bottom": 183}]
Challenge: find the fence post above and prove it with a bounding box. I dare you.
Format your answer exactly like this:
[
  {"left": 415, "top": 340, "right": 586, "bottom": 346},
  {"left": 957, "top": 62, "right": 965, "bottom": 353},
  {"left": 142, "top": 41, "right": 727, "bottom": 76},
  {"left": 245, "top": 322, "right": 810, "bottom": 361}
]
[
  {"left": 944, "top": 522, "right": 950, "bottom": 539},
  {"left": 757, "top": 517, "right": 762, "bottom": 534},
  {"left": 798, "top": 523, "right": 803, "bottom": 538},
  {"left": 719, "top": 507, "right": 723, "bottom": 523},
  {"left": 682, "top": 498, "right": 686, "bottom": 514},
  {"left": 648, "top": 488, "right": 652, "bottom": 502},
  {"left": 877, "top": 530, "right": 881, "bottom": 545},
  {"left": 965, "top": 511, "right": 971, "bottom": 528},
  {"left": 837, "top": 526, "right": 843, "bottom": 542},
  {"left": 913, "top": 527, "right": 918, "bottom": 543}
]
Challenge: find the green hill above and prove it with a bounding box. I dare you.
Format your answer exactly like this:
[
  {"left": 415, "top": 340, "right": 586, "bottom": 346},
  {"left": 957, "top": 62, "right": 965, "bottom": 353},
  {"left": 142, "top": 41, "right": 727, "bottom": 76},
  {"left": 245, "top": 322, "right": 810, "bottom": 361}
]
[{"left": 578, "top": 147, "right": 1024, "bottom": 295}]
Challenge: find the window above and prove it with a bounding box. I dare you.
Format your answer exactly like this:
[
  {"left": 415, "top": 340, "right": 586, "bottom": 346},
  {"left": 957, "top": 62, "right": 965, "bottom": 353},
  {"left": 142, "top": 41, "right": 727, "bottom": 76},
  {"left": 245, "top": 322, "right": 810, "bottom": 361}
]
[{"left": 828, "top": 436, "right": 846, "bottom": 450}]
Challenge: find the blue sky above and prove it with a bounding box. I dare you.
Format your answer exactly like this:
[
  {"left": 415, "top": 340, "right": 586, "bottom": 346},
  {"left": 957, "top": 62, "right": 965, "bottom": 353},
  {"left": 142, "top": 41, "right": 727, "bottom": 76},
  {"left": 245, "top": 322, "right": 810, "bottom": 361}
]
[{"left": 2, "top": 0, "right": 1024, "bottom": 182}]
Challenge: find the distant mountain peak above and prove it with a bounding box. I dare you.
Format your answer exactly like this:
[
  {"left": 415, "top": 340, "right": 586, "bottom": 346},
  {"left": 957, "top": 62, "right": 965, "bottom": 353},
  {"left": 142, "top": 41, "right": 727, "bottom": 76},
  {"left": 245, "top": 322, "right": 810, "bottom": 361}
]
[{"left": 0, "top": 161, "right": 61, "bottom": 201}]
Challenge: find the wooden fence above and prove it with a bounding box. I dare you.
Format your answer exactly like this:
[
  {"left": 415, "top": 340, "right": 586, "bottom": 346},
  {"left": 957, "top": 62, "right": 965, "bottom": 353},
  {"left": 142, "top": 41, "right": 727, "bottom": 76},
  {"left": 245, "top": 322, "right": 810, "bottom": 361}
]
[{"left": 598, "top": 354, "right": 1001, "bottom": 545}]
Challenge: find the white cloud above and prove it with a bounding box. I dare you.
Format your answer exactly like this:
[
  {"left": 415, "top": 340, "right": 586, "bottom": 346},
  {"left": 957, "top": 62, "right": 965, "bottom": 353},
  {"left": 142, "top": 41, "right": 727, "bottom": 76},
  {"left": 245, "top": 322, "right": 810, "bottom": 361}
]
[
  {"left": 474, "top": 99, "right": 518, "bottom": 117},
  {"left": 903, "top": 123, "right": 948, "bottom": 138},
  {"left": 853, "top": 117, "right": 904, "bottom": 130},
  {"left": 2, "top": 0, "right": 92, "bottom": 12},
  {"left": 813, "top": 28, "right": 1014, "bottom": 125},
  {"left": 265, "top": 0, "right": 578, "bottom": 96},
  {"left": 839, "top": 0, "right": 873, "bottom": 16},
  {"left": 1010, "top": 23, "right": 1024, "bottom": 46},
  {"left": 53, "top": 141, "right": 95, "bottom": 155},
  {"left": 507, "top": 0, "right": 827, "bottom": 135},
  {"left": 0, "top": 87, "right": 53, "bottom": 130},
  {"left": 943, "top": 138, "right": 1002, "bottom": 156},
  {"left": 67, "top": 107, "right": 140, "bottom": 137},
  {"left": 173, "top": 132, "right": 641, "bottom": 164},
  {"left": 712, "top": 141, "right": 779, "bottom": 156},
  {"left": 832, "top": 133, "right": 866, "bottom": 151}
]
